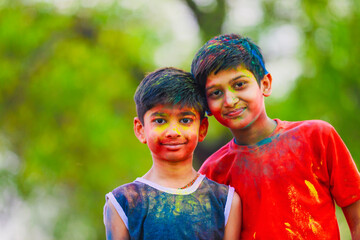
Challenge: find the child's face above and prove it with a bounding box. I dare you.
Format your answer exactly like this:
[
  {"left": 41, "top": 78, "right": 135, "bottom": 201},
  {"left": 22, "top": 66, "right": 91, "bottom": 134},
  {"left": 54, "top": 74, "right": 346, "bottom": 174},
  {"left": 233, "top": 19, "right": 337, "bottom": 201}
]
[
  {"left": 134, "top": 104, "right": 208, "bottom": 163},
  {"left": 205, "top": 65, "right": 271, "bottom": 130}
]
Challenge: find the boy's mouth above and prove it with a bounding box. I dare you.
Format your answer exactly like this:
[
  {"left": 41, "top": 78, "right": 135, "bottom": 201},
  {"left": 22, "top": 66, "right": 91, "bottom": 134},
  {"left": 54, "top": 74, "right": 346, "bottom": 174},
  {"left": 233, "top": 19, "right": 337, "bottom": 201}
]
[
  {"left": 223, "top": 107, "right": 246, "bottom": 118},
  {"left": 161, "top": 141, "right": 187, "bottom": 150}
]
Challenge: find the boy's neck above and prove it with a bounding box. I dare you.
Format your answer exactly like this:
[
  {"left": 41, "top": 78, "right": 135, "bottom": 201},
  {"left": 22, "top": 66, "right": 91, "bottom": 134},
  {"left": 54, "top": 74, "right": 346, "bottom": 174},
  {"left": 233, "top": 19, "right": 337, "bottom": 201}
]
[
  {"left": 231, "top": 116, "right": 277, "bottom": 146},
  {"left": 142, "top": 159, "right": 198, "bottom": 189}
]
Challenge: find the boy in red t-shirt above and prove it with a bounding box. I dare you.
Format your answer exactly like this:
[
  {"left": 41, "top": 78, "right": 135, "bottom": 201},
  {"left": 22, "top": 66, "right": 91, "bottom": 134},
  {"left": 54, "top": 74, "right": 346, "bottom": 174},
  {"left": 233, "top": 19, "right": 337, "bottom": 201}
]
[{"left": 191, "top": 33, "right": 360, "bottom": 239}]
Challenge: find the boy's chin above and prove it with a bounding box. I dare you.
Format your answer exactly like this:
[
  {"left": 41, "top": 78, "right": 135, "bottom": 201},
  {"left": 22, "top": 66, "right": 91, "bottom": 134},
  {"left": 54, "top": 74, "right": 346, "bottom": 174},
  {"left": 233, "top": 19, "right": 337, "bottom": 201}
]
[{"left": 218, "top": 119, "right": 250, "bottom": 130}]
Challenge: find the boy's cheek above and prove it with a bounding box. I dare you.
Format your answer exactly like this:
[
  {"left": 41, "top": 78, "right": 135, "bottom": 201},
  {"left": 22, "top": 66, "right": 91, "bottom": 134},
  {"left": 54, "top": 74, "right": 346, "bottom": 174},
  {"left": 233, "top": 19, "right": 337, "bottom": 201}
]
[
  {"left": 214, "top": 116, "right": 227, "bottom": 126},
  {"left": 147, "top": 141, "right": 162, "bottom": 154},
  {"left": 212, "top": 113, "right": 232, "bottom": 128},
  {"left": 209, "top": 108, "right": 223, "bottom": 120},
  {"left": 207, "top": 103, "right": 221, "bottom": 115}
]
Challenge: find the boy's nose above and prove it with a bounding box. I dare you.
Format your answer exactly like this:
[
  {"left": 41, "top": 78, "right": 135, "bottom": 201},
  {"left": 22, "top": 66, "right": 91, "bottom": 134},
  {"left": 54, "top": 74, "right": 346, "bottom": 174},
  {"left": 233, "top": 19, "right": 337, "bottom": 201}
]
[
  {"left": 165, "top": 126, "right": 181, "bottom": 138},
  {"left": 224, "top": 91, "right": 239, "bottom": 107}
]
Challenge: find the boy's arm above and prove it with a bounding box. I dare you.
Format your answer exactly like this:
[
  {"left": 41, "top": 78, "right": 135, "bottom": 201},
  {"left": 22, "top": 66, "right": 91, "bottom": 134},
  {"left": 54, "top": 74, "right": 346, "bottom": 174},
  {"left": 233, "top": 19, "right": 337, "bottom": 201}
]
[
  {"left": 223, "top": 191, "right": 242, "bottom": 240},
  {"left": 104, "top": 201, "right": 130, "bottom": 240},
  {"left": 342, "top": 199, "right": 360, "bottom": 239}
]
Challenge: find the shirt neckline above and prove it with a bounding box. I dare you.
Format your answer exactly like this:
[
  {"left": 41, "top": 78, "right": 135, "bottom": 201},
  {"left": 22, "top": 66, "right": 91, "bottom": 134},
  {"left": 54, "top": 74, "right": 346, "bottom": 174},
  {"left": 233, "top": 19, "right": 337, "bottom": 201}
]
[
  {"left": 230, "top": 119, "right": 283, "bottom": 150},
  {"left": 135, "top": 174, "right": 205, "bottom": 195}
]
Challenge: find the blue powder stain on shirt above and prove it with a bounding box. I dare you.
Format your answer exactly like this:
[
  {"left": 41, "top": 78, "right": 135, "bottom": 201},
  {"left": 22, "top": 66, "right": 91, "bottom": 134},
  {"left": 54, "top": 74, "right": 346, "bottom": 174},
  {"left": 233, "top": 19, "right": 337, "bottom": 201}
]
[
  {"left": 257, "top": 137, "right": 272, "bottom": 146},
  {"left": 256, "top": 133, "right": 280, "bottom": 146},
  {"left": 253, "top": 137, "right": 272, "bottom": 147}
]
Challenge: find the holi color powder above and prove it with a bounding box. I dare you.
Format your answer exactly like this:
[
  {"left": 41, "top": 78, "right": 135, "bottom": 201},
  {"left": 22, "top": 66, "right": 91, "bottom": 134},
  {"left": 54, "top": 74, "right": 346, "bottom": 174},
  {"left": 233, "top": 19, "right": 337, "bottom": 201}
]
[
  {"left": 304, "top": 180, "right": 320, "bottom": 203},
  {"left": 287, "top": 185, "right": 324, "bottom": 238},
  {"left": 191, "top": 34, "right": 268, "bottom": 89}
]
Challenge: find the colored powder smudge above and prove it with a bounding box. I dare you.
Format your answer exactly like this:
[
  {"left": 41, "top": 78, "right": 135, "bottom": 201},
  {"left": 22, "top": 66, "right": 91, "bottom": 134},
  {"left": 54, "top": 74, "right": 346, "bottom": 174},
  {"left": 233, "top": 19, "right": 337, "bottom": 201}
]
[
  {"left": 287, "top": 185, "right": 324, "bottom": 237},
  {"left": 304, "top": 180, "right": 320, "bottom": 202},
  {"left": 285, "top": 228, "right": 295, "bottom": 235},
  {"left": 172, "top": 127, "right": 181, "bottom": 135},
  {"left": 308, "top": 216, "right": 321, "bottom": 234},
  {"left": 287, "top": 186, "right": 305, "bottom": 239},
  {"left": 287, "top": 185, "right": 301, "bottom": 221},
  {"left": 256, "top": 137, "right": 272, "bottom": 146},
  {"left": 174, "top": 199, "right": 182, "bottom": 216},
  {"left": 285, "top": 228, "right": 304, "bottom": 240}
]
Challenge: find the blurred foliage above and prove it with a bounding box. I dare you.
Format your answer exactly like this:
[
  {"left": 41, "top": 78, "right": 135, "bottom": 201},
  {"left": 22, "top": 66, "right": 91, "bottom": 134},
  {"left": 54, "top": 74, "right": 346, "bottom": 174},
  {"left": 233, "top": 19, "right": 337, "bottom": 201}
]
[
  {"left": 184, "top": 0, "right": 226, "bottom": 41},
  {"left": 264, "top": 0, "right": 360, "bottom": 167},
  {"left": 0, "top": 1, "right": 159, "bottom": 239},
  {"left": 0, "top": 0, "right": 359, "bottom": 239}
]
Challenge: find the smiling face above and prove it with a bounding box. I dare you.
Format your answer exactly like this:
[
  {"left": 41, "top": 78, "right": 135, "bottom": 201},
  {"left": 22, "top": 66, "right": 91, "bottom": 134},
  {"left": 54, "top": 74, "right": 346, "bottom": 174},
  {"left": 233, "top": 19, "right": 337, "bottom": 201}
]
[
  {"left": 205, "top": 65, "right": 272, "bottom": 131},
  {"left": 134, "top": 104, "right": 208, "bottom": 163}
]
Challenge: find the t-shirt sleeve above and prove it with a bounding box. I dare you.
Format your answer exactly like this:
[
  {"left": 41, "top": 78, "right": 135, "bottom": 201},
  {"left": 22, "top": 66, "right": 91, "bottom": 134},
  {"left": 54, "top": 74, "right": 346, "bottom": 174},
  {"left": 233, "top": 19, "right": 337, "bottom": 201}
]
[
  {"left": 199, "top": 160, "right": 210, "bottom": 175},
  {"left": 199, "top": 152, "right": 224, "bottom": 181},
  {"left": 224, "top": 186, "right": 235, "bottom": 226},
  {"left": 326, "top": 125, "right": 360, "bottom": 207},
  {"left": 104, "top": 192, "right": 129, "bottom": 229},
  {"left": 199, "top": 159, "right": 217, "bottom": 182}
]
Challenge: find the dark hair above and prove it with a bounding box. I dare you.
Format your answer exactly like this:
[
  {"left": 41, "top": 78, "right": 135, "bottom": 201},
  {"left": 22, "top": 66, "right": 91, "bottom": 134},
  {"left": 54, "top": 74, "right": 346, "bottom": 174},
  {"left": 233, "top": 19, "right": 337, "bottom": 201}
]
[
  {"left": 134, "top": 67, "right": 206, "bottom": 124},
  {"left": 191, "top": 33, "right": 268, "bottom": 91}
]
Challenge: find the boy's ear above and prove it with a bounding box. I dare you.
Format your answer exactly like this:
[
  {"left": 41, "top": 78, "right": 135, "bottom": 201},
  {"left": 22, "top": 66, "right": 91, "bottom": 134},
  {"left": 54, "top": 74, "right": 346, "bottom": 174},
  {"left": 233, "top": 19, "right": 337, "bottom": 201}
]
[
  {"left": 261, "top": 73, "right": 272, "bottom": 97},
  {"left": 134, "top": 117, "right": 147, "bottom": 144},
  {"left": 198, "top": 117, "right": 209, "bottom": 142}
]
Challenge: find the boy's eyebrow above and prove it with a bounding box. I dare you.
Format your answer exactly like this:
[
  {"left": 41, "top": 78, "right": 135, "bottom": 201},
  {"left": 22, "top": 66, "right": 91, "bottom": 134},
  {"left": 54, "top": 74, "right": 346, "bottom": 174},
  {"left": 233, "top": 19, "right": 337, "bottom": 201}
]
[
  {"left": 179, "top": 111, "right": 196, "bottom": 117},
  {"left": 150, "top": 112, "right": 167, "bottom": 117},
  {"left": 205, "top": 75, "right": 248, "bottom": 91},
  {"left": 229, "top": 75, "right": 248, "bottom": 82}
]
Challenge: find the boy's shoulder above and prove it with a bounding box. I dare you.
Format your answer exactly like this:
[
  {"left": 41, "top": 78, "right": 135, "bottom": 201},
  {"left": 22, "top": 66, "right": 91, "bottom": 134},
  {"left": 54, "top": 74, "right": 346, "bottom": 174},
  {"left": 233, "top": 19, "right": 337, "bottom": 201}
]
[
  {"left": 111, "top": 180, "right": 145, "bottom": 200},
  {"left": 198, "top": 176, "right": 233, "bottom": 205},
  {"left": 280, "top": 119, "right": 334, "bottom": 131},
  {"left": 202, "top": 140, "right": 233, "bottom": 161},
  {"left": 199, "top": 140, "right": 234, "bottom": 176},
  {"left": 278, "top": 119, "right": 336, "bottom": 137},
  {"left": 202, "top": 175, "right": 230, "bottom": 191}
]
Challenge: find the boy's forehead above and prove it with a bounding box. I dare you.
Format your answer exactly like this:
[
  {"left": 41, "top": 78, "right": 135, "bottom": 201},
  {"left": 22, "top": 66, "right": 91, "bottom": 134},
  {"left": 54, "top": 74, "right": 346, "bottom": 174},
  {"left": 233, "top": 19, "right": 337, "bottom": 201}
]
[
  {"left": 146, "top": 104, "right": 199, "bottom": 116},
  {"left": 208, "top": 65, "right": 255, "bottom": 80}
]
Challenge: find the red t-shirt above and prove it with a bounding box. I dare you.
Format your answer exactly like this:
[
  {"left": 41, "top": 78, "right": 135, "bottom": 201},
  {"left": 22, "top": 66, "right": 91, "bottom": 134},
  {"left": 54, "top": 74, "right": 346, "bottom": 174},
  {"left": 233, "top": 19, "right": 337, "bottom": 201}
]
[{"left": 199, "top": 119, "right": 360, "bottom": 239}]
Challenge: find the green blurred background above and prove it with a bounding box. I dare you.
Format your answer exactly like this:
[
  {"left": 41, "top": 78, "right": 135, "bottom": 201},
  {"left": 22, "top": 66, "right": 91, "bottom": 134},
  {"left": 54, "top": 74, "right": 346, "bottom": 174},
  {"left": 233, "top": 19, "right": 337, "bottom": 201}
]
[{"left": 0, "top": 0, "right": 359, "bottom": 239}]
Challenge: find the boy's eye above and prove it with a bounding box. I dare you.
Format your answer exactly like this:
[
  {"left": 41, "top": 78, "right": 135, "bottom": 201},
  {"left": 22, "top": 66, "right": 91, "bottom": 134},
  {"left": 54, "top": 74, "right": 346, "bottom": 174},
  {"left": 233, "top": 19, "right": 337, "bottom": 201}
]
[
  {"left": 234, "top": 81, "right": 246, "bottom": 89},
  {"left": 180, "top": 118, "right": 193, "bottom": 124},
  {"left": 208, "top": 89, "right": 222, "bottom": 98},
  {"left": 154, "top": 119, "right": 166, "bottom": 124}
]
